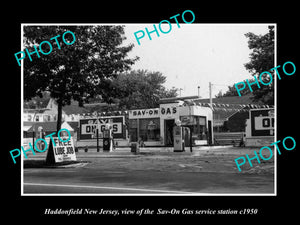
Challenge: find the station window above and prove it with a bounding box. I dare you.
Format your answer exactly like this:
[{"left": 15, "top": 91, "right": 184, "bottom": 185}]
[
  {"left": 129, "top": 118, "right": 161, "bottom": 142},
  {"left": 180, "top": 116, "right": 207, "bottom": 140},
  {"left": 139, "top": 118, "right": 160, "bottom": 142},
  {"left": 193, "top": 116, "right": 207, "bottom": 140}
]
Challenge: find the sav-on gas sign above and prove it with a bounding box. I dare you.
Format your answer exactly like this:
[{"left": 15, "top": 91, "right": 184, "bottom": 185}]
[{"left": 79, "top": 116, "right": 125, "bottom": 140}]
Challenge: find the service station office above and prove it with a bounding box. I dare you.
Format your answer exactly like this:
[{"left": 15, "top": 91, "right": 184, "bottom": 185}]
[{"left": 128, "top": 97, "right": 214, "bottom": 147}]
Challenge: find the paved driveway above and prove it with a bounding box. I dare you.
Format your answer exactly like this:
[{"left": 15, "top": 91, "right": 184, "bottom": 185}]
[{"left": 23, "top": 147, "right": 275, "bottom": 195}]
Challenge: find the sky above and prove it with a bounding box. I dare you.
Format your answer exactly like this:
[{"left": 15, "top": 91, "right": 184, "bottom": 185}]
[{"left": 123, "top": 24, "right": 272, "bottom": 99}]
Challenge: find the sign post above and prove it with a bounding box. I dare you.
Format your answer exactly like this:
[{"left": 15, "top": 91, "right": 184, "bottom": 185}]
[{"left": 96, "top": 128, "right": 99, "bottom": 152}]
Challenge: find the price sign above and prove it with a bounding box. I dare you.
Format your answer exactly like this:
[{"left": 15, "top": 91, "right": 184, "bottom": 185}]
[{"left": 46, "top": 137, "right": 77, "bottom": 163}]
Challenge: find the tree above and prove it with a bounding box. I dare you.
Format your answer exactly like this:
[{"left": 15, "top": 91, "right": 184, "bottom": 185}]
[
  {"left": 24, "top": 92, "right": 51, "bottom": 109},
  {"left": 23, "top": 25, "right": 138, "bottom": 131},
  {"left": 221, "top": 78, "right": 256, "bottom": 98},
  {"left": 112, "top": 70, "right": 178, "bottom": 110},
  {"left": 244, "top": 26, "right": 275, "bottom": 104},
  {"left": 215, "top": 90, "right": 223, "bottom": 98}
]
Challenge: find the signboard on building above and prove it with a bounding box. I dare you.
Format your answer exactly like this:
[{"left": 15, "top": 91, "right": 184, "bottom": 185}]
[
  {"left": 79, "top": 116, "right": 125, "bottom": 140},
  {"left": 46, "top": 137, "right": 76, "bottom": 164},
  {"left": 159, "top": 103, "right": 178, "bottom": 119},
  {"left": 250, "top": 109, "right": 274, "bottom": 136},
  {"left": 180, "top": 116, "right": 195, "bottom": 125},
  {"left": 129, "top": 108, "right": 160, "bottom": 119},
  {"left": 254, "top": 116, "right": 274, "bottom": 130}
]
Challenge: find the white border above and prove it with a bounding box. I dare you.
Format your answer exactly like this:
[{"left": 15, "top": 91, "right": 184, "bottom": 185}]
[
  {"left": 21, "top": 23, "right": 277, "bottom": 196},
  {"left": 21, "top": 25, "right": 24, "bottom": 195},
  {"left": 273, "top": 23, "right": 277, "bottom": 196}
]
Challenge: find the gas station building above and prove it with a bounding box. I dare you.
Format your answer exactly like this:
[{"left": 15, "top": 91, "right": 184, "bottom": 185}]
[{"left": 128, "top": 97, "right": 214, "bottom": 147}]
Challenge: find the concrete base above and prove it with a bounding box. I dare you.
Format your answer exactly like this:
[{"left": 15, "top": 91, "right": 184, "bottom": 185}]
[{"left": 245, "top": 137, "right": 274, "bottom": 147}]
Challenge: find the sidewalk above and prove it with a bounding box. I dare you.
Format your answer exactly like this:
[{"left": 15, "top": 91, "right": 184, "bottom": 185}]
[{"left": 23, "top": 145, "right": 255, "bottom": 160}]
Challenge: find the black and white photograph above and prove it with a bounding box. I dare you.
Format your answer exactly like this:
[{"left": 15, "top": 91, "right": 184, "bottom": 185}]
[
  {"left": 4, "top": 3, "right": 298, "bottom": 221},
  {"left": 21, "top": 23, "right": 276, "bottom": 195}
]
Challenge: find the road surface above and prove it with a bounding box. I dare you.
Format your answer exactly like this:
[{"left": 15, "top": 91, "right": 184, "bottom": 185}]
[{"left": 23, "top": 147, "right": 275, "bottom": 195}]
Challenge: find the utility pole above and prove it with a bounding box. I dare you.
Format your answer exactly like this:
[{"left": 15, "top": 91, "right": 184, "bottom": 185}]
[
  {"left": 209, "top": 82, "right": 212, "bottom": 109},
  {"left": 96, "top": 127, "right": 99, "bottom": 152},
  {"left": 209, "top": 82, "right": 214, "bottom": 145},
  {"left": 184, "top": 100, "right": 193, "bottom": 152},
  {"left": 96, "top": 116, "right": 100, "bottom": 152}
]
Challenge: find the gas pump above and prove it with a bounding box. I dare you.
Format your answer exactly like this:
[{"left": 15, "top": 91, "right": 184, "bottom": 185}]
[
  {"left": 173, "top": 119, "right": 185, "bottom": 152},
  {"left": 37, "top": 126, "right": 45, "bottom": 152},
  {"left": 103, "top": 124, "right": 113, "bottom": 152}
]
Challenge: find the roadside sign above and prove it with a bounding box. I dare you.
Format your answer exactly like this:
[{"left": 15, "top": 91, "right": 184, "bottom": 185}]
[{"left": 46, "top": 137, "right": 77, "bottom": 164}]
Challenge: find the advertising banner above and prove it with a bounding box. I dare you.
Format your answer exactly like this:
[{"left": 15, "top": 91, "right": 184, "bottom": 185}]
[
  {"left": 46, "top": 137, "right": 76, "bottom": 163},
  {"left": 250, "top": 109, "right": 274, "bottom": 136},
  {"left": 79, "top": 116, "right": 125, "bottom": 140}
]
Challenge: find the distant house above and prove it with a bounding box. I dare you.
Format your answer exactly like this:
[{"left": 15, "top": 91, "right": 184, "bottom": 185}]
[
  {"left": 23, "top": 98, "right": 91, "bottom": 123},
  {"left": 23, "top": 121, "right": 74, "bottom": 138},
  {"left": 23, "top": 98, "right": 117, "bottom": 143},
  {"left": 23, "top": 98, "right": 116, "bottom": 122}
]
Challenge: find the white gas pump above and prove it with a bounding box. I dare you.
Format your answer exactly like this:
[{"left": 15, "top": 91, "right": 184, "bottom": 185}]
[{"left": 173, "top": 119, "right": 185, "bottom": 152}]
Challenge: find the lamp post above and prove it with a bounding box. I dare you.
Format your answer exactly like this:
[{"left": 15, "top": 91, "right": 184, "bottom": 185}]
[{"left": 95, "top": 114, "right": 100, "bottom": 152}]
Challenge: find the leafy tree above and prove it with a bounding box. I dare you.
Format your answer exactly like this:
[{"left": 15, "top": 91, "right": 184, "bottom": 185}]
[
  {"left": 112, "top": 70, "right": 178, "bottom": 110},
  {"left": 244, "top": 25, "right": 275, "bottom": 104},
  {"left": 24, "top": 92, "right": 51, "bottom": 109},
  {"left": 221, "top": 78, "right": 256, "bottom": 97},
  {"left": 215, "top": 90, "right": 223, "bottom": 98},
  {"left": 23, "top": 25, "right": 138, "bottom": 131},
  {"left": 219, "top": 26, "right": 274, "bottom": 103}
]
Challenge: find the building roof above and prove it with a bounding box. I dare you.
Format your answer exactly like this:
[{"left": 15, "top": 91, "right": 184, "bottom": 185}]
[
  {"left": 24, "top": 121, "right": 57, "bottom": 132},
  {"left": 194, "top": 94, "right": 264, "bottom": 125},
  {"left": 52, "top": 99, "right": 114, "bottom": 115},
  {"left": 63, "top": 102, "right": 90, "bottom": 115},
  {"left": 23, "top": 108, "right": 51, "bottom": 114},
  {"left": 66, "top": 121, "right": 79, "bottom": 131},
  {"left": 157, "top": 95, "right": 260, "bottom": 126},
  {"left": 159, "top": 96, "right": 199, "bottom": 104},
  {"left": 24, "top": 121, "right": 74, "bottom": 132},
  {"left": 194, "top": 94, "right": 253, "bottom": 105}
]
